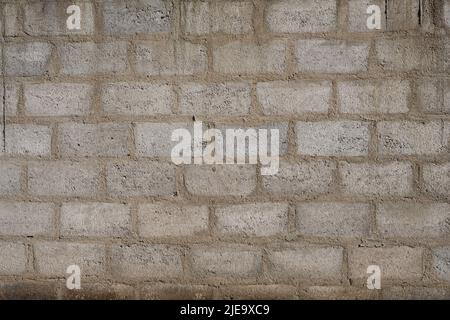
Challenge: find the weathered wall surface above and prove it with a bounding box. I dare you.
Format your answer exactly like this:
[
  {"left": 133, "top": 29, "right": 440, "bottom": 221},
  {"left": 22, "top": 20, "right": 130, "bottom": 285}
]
[{"left": 0, "top": 0, "right": 450, "bottom": 299}]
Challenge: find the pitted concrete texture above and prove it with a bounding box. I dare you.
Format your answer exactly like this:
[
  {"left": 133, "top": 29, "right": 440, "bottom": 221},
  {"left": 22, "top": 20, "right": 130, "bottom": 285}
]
[{"left": 0, "top": 0, "right": 450, "bottom": 300}]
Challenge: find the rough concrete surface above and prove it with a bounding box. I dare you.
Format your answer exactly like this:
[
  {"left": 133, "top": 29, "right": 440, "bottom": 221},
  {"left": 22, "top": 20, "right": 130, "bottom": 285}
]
[{"left": 0, "top": 0, "right": 450, "bottom": 300}]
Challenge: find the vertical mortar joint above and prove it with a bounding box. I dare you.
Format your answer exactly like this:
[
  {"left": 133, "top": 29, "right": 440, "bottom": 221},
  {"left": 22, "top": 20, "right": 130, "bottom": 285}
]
[
  {"left": 385, "top": 0, "right": 389, "bottom": 28},
  {"left": 1, "top": 4, "right": 6, "bottom": 153},
  {"left": 418, "top": 0, "right": 423, "bottom": 26}
]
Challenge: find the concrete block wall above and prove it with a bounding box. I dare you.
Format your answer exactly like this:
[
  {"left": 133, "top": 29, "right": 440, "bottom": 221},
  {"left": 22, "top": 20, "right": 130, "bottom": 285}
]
[{"left": 0, "top": 0, "right": 449, "bottom": 299}]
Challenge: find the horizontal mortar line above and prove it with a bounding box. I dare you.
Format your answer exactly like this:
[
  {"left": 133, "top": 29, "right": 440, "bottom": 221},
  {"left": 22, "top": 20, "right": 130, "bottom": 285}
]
[
  {"left": 181, "top": 190, "right": 449, "bottom": 199},
  {"left": 2, "top": 155, "right": 449, "bottom": 163},
  {"left": 0, "top": 236, "right": 437, "bottom": 248},
  {"left": 1, "top": 198, "right": 446, "bottom": 206},
  {"left": 4, "top": 74, "right": 450, "bottom": 84},
  {"left": 4, "top": 115, "right": 450, "bottom": 123},
  {"left": 3, "top": 31, "right": 447, "bottom": 42}
]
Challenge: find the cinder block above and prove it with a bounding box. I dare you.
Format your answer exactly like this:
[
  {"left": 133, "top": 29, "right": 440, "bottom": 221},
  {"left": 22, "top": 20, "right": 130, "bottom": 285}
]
[
  {"left": 58, "top": 123, "right": 130, "bottom": 157},
  {"left": 4, "top": 4, "right": 20, "bottom": 36},
  {"left": 257, "top": 81, "right": 331, "bottom": 115},
  {"left": 432, "top": 247, "right": 450, "bottom": 282},
  {"left": 295, "top": 40, "right": 369, "bottom": 73},
  {"left": 0, "top": 82, "right": 19, "bottom": 116},
  {"left": 445, "top": 1, "right": 450, "bottom": 28},
  {"left": 213, "top": 40, "right": 286, "bottom": 74},
  {"left": 214, "top": 203, "right": 288, "bottom": 237},
  {"left": 111, "top": 244, "right": 183, "bottom": 280},
  {"left": 135, "top": 122, "right": 192, "bottom": 158},
  {"left": 347, "top": 0, "right": 385, "bottom": 32},
  {"left": 58, "top": 42, "right": 128, "bottom": 76},
  {"left": 140, "top": 284, "right": 213, "bottom": 300},
  {"left": 377, "top": 202, "right": 450, "bottom": 238},
  {"left": 138, "top": 203, "right": 209, "bottom": 238},
  {"left": 385, "top": 0, "right": 421, "bottom": 30},
  {"left": 423, "top": 163, "right": 450, "bottom": 199},
  {"left": 0, "top": 282, "right": 59, "bottom": 300},
  {"left": 348, "top": 247, "right": 424, "bottom": 281},
  {"left": 61, "top": 283, "right": 136, "bottom": 300},
  {"left": 377, "top": 121, "right": 446, "bottom": 155},
  {"left": 180, "top": 83, "right": 251, "bottom": 116},
  {"left": 24, "top": 83, "right": 94, "bottom": 116},
  {"left": 0, "top": 242, "right": 27, "bottom": 275},
  {"left": 214, "top": 122, "right": 289, "bottom": 156},
  {"left": 262, "top": 160, "right": 335, "bottom": 197},
  {"left": 34, "top": 241, "right": 106, "bottom": 277},
  {"left": 348, "top": 0, "right": 421, "bottom": 32},
  {"left": 4, "top": 124, "right": 52, "bottom": 157},
  {"left": 103, "top": 0, "right": 172, "bottom": 35},
  {"left": 417, "top": 79, "right": 450, "bottom": 114},
  {"left": 28, "top": 161, "right": 101, "bottom": 197},
  {"left": 0, "top": 202, "right": 54, "bottom": 237},
  {"left": 340, "top": 162, "right": 413, "bottom": 197},
  {"left": 135, "top": 41, "right": 207, "bottom": 76},
  {"left": 24, "top": 1, "right": 94, "bottom": 35},
  {"left": 296, "top": 202, "right": 371, "bottom": 238},
  {"left": 106, "top": 161, "right": 176, "bottom": 197},
  {"left": 219, "top": 285, "right": 297, "bottom": 300},
  {"left": 190, "top": 245, "right": 262, "bottom": 280},
  {"left": 0, "top": 162, "right": 21, "bottom": 196},
  {"left": 184, "top": 165, "right": 257, "bottom": 197},
  {"left": 182, "top": 1, "right": 253, "bottom": 35},
  {"left": 445, "top": 39, "right": 450, "bottom": 72},
  {"left": 268, "top": 246, "right": 344, "bottom": 283},
  {"left": 5, "top": 42, "right": 52, "bottom": 76},
  {"left": 265, "top": 0, "right": 336, "bottom": 33},
  {"left": 101, "top": 82, "right": 174, "bottom": 116},
  {"left": 296, "top": 121, "right": 370, "bottom": 156},
  {"left": 375, "top": 39, "right": 438, "bottom": 72},
  {"left": 61, "top": 202, "right": 131, "bottom": 237},
  {"left": 337, "top": 80, "right": 410, "bottom": 114}
]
